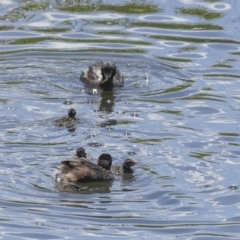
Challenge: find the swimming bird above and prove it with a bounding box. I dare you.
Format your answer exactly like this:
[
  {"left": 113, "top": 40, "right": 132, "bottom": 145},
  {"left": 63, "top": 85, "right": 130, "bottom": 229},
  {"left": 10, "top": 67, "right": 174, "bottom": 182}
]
[
  {"left": 54, "top": 108, "right": 77, "bottom": 128},
  {"left": 80, "top": 61, "right": 124, "bottom": 90},
  {"left": 55, "top": 154, "right": 113, "bottom": 183},
  {"left": 74, "top": 147, "right": 91, "bottom": 161},
  {"left": 111, "top": 158, "right": 137, "bottom": 175},
  {"left": 97, "top": 155, "right": 136, "bottom": 175}
]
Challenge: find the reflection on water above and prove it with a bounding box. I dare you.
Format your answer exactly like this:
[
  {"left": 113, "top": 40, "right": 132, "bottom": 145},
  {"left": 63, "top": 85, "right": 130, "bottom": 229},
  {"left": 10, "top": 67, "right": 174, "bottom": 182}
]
[
  {"left": 1, "top": 0, "right": 240, "bottom": 239},
  {"left": 99, "top": 90, "right": 115, "bottom": 113}
]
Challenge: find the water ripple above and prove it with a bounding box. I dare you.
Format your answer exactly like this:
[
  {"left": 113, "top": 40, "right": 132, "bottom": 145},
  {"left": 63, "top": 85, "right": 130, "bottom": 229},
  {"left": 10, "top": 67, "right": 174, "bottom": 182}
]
[{"left": 1, "top": 0, "right": 240, "bottom": 239}]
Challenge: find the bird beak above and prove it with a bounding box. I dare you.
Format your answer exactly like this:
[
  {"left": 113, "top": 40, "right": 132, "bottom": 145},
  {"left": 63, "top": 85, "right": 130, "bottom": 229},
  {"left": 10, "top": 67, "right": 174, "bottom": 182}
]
[{"left": 100, "top": 71, "right": 112, "bottom": 85}]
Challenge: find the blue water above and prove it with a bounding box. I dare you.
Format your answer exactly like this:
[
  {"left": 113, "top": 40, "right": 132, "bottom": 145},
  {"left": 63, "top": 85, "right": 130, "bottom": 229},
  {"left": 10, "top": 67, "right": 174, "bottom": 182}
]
[{"left": 0, "top": 0, "right": 240, "bottom": 239}]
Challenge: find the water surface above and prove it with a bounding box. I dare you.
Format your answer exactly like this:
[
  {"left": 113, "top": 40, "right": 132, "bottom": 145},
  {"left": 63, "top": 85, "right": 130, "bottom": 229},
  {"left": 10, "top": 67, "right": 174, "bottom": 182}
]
[{"left": 1, "top": 0, "right": 240, "bottom": 239}]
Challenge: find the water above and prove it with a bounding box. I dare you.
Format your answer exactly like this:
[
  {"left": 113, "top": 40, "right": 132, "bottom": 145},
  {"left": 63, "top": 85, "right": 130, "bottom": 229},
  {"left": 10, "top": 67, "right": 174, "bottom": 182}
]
[{"left": 1, "top": 0, "right": 240, "bottom": 239}]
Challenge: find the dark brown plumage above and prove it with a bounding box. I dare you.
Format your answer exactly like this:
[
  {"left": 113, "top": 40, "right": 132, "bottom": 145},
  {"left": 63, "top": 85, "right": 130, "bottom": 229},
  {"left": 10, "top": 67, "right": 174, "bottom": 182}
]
[
  {"left": 99, "top": 158, "right": 136, "bottom": 175},
  {"left": 111, "top": 158, "right": 136, "bottom": 175},
  {"left": 97, "top": 153, "right": 112, "bottom": 170},
  {"left": 74, "top": 147, "right": 91, "bottom": 161},
  {"left": 55, "top": 108, "right": 77, "bottom": 128},
  {"left": 55, "top": 156, "right": 113, "bottom": 183},
  {"left": 80, "top": 61, "right": 124, "bottom": 90}
]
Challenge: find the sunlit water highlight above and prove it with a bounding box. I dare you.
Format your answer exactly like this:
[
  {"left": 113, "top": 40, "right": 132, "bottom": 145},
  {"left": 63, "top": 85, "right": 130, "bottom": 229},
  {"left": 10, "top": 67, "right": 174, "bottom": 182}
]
[{"left": 0, "top": 0, "right": 240, "bottom": 239}]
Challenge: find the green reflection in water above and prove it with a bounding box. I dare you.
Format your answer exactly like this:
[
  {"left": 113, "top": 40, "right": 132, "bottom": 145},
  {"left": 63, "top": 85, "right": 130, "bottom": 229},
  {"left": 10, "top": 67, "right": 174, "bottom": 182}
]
[
  {"left": 132, "top": 22, "right": 222, "bottom": 30},
  {"left": 11, "top": 37, "right": 151, "bottom": 46},
  {"left": 204, "top": 0, "right": 222, "bottom": 2},
  {"left": 31, "top": 28, "right": 70, "bottom": 33},
  {"left": 58, "top": 5, "right": 94, "bottom": 12},
  {"left": 96, "top": 31, "right": 130, "bottom": 36},
  {"left": 179, "top": 46, "right": 198, "bottom": 52},
  {"left": 175, "top": 125, "right": 195, "bottom": 131},
  {"left": 0, "top": 219, "right": 10, "bottom": 222},
  {"left": 229, "top": 143, "right": 240, "bottom": 146},
  {"left": 0, "top": 2, "right": 48, "bottom": 20},
  {"left": 22, "top": 3, "right": 49, "bottom": 11},
  {"left": 59, "top": 3, "right": 159, "bottom": 14},
  {"left": 158, "top": 56, "right": 192, "bottom": 63},
  {"left": 0, "top": 26, "right": 14, "bottom": 31},
  {"left": 141, "top": 84, "right": 192, "bottom": 97},
  {"left": 80, "top": 48, "right": 146, "bottom": 53},
  {"left": 204, "top": 74, "right": 240, "bottom": 78},
  {"left": 177, "top": 8, "right": 223, "bottom": 20},
  {"left": 232, "top": 52, "right": 240, "bottom": 55},
  {"left": 5, "top": 141, "right": 66, "bottom": 146},
  {"left": 10, "top": 200, "right": 47, "bottom": 205},
  {"left": 202, "top": 87, "right": 213, "bottom": 91},
  {"left": 190, "top": 152, "right": 213, "bottom": 159},
  {"left": 129, "top": 138, "right": 172, "bottom": 144},
  {"left": 152, "top": 35, "right": 239, "bottom": 44},
  {"left": 219, "top": 133, "right": 239, "bottom": 137},
  {"left": 0, "top": 48, "right": 146, "bottom": 55},
  {"left": 135, "top": 99, "right": 173, "bottom": 104},
  {"left": 159, "top": 62, "right": 182, "bottom": 70},
  {"left": 117, "top": 120, "right": 136, "bottom": 125},
  {"left": 4, "top": 80, "right": 28, "bottom": 85},
  {"left": 11, "top": 37, "right": 53, "bottom": 44},
  {"left": 161, "top": 84, "right": 192, "bottom": 94},
  {"left": 0, "top": 99, "right": 9, "bottom": 104},
  {"left": 160, "top": 110, "right": 182, "bottom": 115},
  {"left": 182, "top": 93, "right": 224, "bottom": 102},
  {"left": 92, "top": 20, "right": 127, "bottom": 26},
  {"left": 212, "top": 64, "right": 232, "bottom": 68},
  {"left": 83, "top": 227, "right": 101, "bottom": 231}
]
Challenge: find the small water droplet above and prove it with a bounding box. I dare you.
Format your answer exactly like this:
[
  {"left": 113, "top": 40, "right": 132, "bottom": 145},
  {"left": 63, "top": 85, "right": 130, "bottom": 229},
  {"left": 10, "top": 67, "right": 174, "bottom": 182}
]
[
  {"left": 117, "top": 111, "right": 125, "bottom": 114},
  {"left": 124, "top": 131, "right": 130, "bottom": 137},
  {"left": 88, "top": 142, "right": 103, "bottom": 147},
  {"left": 63, "top": 99, "right": 73, "bottom": 105},
  {"left": 145, "top": 74, "right": 149, "bottom": 81},
  {"left": 90, "top": 132, "right": 96, "bottom": 138},
  {"left": 92, "top": 89, "right": 98, "bottom": 94},
  {"left": 106, "top": 126, "right": 112, "bottom": 131},
  {"left": 127, "top": 151, "right": 136, "bottom": 156}
]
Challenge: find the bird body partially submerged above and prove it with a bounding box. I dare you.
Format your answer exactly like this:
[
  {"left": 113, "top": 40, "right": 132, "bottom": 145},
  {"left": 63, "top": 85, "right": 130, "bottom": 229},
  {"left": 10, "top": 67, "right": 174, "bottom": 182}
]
[
  {"left": 111, "top": 158, "right": 137, "bottom": 175},
  {"left": 55, "top": 158, "right": 114, "bottom": 183},
  {"left": 80, "top": 61, "right": 124, "bottom": 89},
  {"left": 55, "top": 153, "right": 113, "bottom": 183},
  {"left": 55, "top": 108, "right": 77, "bottom": 128}
]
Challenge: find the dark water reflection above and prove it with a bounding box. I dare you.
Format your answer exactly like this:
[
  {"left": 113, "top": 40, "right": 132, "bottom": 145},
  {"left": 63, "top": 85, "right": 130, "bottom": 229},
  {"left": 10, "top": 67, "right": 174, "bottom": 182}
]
[
  {"left": 1, "top": 0, "right": 240, "bottom": 239},
  {"left": 98, "top": 90, "right": 115, "bottom": 113}
]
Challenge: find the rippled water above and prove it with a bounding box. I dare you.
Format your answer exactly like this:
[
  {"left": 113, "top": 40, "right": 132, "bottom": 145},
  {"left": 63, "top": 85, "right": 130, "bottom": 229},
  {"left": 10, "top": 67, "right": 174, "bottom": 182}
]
[{"left": 1, "top": 0, "right": 240, "bottom": 239}]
